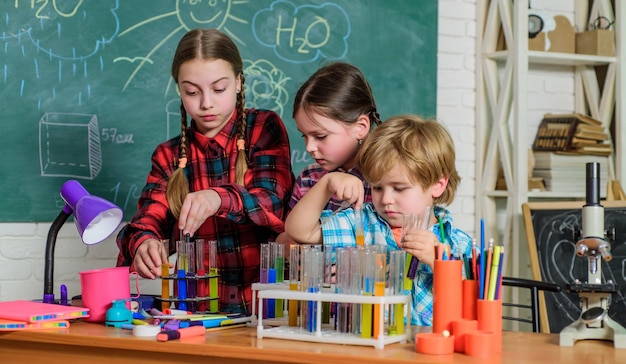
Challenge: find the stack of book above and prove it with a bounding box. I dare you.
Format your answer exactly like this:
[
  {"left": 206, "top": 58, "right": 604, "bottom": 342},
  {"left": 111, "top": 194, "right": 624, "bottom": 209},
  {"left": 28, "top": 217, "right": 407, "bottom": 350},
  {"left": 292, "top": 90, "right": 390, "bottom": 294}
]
[
  {"left": 533, "top": 113, "right": 613, "bottom": 156},
  {"left": 567, "top": 114, "right": 612, "bottom": 156},
  {"left": 532, "top": 151, "right": 609, "bottom": 195},
  {"left": 0, "top": 300, "right": 89, "bottom": 331}
]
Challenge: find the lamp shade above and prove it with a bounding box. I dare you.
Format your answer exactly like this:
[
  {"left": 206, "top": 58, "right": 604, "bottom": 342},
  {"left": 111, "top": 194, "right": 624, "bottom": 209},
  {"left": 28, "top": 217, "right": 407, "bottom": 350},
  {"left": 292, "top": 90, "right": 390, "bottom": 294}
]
[{"left": 60, "top": 180, "right": 123, "bottom": 245}]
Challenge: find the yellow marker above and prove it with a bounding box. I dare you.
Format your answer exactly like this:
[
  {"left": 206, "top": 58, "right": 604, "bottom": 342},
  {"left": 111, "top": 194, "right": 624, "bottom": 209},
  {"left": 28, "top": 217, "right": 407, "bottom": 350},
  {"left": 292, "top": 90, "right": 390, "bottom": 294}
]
[{"left": 487, "top": 245, "right": 502, "bottom": 300}]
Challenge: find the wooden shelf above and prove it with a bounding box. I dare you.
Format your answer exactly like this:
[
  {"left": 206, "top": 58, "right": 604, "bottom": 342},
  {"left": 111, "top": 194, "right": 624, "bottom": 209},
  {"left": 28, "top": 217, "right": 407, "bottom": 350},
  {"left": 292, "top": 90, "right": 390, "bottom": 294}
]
[
  {"left": 485, "top": 50, "right": 616, "bottom": 66},
  {"left": 475, "top": 0, "right": 623, "bottom": 283}
]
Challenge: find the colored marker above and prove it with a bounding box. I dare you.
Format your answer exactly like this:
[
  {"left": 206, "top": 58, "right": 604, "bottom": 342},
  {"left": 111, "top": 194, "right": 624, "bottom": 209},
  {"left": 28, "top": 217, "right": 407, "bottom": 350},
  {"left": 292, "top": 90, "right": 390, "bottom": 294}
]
[{"left": 156, "top": 325, "right": 206, "bottom": 342}]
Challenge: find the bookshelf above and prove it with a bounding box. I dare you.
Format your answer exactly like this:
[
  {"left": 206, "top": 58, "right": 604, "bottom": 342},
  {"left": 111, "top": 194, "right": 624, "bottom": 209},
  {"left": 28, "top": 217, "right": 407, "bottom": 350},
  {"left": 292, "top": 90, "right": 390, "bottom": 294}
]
[{"left": 475, "top": 0, "right": 625, "bottom": 281}]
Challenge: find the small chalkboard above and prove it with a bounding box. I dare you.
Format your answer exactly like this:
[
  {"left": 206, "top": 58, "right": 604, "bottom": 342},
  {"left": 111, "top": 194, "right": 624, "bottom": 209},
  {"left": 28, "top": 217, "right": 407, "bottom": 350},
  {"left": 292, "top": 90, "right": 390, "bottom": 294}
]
[{"left": 522, "top": 200, "right": 626, "bottom": 333}]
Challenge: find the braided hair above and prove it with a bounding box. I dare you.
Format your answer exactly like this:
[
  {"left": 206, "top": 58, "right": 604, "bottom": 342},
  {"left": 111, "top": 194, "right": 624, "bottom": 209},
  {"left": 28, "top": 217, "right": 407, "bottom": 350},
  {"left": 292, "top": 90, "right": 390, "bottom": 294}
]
[{"left": 166, "top": 28, "right": 248, "bottom": 219}]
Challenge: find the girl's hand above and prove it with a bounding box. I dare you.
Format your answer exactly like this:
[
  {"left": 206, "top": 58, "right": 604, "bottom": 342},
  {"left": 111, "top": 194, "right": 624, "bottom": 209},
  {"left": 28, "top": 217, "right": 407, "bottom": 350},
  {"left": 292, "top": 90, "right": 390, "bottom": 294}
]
[
  {"left": 133, "top": 238, "right": 167, "bottom": 279},
  {"left": 178, "top": 189, "right": 221, "bottom": 236},
  {"left": 400, "top": 229, "right": 438, "bottom": 269},
  {"left": 325, "top": 172, "right": 365, "bottom": 209}
]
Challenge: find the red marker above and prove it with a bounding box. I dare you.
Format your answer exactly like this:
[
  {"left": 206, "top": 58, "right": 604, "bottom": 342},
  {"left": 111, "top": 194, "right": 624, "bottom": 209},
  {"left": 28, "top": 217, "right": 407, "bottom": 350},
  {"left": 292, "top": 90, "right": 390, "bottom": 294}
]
[{"left": 156, "top": 325, "right": 206, "bottom": 342}]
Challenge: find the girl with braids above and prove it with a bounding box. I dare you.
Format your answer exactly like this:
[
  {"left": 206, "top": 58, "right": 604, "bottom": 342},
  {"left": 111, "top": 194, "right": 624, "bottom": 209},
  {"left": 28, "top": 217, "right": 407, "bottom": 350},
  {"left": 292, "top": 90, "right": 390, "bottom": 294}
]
[
  {"left": 276, "top": 62, "right": 381, "bottom": 244},
  {"left": 116, "top": 28, "right": 294, "bottom": 314}
]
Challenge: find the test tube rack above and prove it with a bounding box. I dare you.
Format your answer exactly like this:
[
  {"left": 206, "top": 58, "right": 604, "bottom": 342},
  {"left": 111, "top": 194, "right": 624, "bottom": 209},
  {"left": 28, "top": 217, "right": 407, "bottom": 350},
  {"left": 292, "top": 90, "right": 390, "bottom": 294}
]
[
  {"left": 155, "top": 271, "right": 220, "bottom": 312},
  {"left": 253, "top": 284, "right": 411, "bottom": 350}
]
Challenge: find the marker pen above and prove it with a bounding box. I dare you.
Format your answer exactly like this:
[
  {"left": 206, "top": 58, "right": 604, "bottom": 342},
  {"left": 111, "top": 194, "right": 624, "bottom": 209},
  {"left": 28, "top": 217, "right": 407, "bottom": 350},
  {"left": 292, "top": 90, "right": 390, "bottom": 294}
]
[
  {"left": 60, "top": 284, "right": 68, "bottom": 305},
  {"left": 156, "top": 325, "right": 206, "bottom": 342}
]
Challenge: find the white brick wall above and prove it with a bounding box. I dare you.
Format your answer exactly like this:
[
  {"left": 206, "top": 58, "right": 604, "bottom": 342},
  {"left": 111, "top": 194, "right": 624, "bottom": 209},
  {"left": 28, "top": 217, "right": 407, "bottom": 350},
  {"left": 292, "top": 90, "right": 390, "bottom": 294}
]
[{"left": 0, "top": 0, "right": 576, "bottom": 302}]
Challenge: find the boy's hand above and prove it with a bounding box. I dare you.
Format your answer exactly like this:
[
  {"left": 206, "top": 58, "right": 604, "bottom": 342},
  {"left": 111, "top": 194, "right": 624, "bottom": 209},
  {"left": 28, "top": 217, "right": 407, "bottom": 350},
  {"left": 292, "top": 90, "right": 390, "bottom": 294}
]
[{"left": 400, "top": 229, "right": 438, "bottom": 269}]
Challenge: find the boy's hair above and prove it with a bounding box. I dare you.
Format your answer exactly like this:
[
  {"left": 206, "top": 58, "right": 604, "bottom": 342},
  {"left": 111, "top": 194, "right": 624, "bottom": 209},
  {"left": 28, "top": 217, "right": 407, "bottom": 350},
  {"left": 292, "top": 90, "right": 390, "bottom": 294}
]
[
  {"left": 167, "top": 28, "right": 248, "bottom": 218},
  {"left": 357, "top": 115, "right": 460, "bottom": 205},
  {"left": 293, "top": 61, "right": 381, "bottom": 127}
]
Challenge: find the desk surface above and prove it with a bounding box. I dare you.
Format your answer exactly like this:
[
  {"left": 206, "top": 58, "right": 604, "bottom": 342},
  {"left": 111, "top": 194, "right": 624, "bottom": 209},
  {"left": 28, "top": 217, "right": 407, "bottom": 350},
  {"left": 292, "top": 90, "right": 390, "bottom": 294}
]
[{"left": 0, "top": 322, "right": 623, "bottom": 364}]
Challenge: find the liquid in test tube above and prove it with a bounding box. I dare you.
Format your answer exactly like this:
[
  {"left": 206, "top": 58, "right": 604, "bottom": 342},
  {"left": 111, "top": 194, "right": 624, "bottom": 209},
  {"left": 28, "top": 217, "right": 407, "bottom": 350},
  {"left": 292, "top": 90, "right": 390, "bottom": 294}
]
[
  {"left": 360, "top": 249, "right": 375, "bottom": 338},
  {"left": 288, "top": 244, "right": 300, "bottom": 327},
  {"left": 176, "top": 239, "right": 188, "bottom": 311},
  {"left": 267, "top": 243, "right": 277, "bottom": 319},
  {"left": 185, "top": 240, "right": 197, "bottom": 312},
  {"left": 388, "top": 250, "right": 406, "bottom": 335},
  {"left": 160, "top": 239, "right": 171, "bottom": 310},
  {"left": 207, "top": 240, "right": 218, "bottom": 313},
  {"left": 306, "top": 249, "right": 323, "bottom": 333},
  {"left": 195, "top": 239, "right": 207, "bottom": 312},
  {"left": 373, "top": 252, "right": 386, "bottom": 339},
  {"left": 271, "top": 242, "right": 285, "bottom": 318},
  {"left": 322, "top": 246, "right": 333, "bottom": 324},
  {"left": 260, "top": 243, "right": 270, "bottom": 283},
  {"left": 355, "top": 208, "right": 364, "bottom": 246}
]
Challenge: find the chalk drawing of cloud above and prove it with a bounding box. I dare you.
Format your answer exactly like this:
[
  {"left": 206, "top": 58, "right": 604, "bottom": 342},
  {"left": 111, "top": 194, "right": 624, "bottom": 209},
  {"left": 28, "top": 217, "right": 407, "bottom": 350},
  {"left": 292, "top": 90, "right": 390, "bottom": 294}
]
[
  {"left": 252, "top": 0, "right": 350, "bottom": 64},
  {"left": 23, "top": 0, "right": 120, "bottom": 60}
]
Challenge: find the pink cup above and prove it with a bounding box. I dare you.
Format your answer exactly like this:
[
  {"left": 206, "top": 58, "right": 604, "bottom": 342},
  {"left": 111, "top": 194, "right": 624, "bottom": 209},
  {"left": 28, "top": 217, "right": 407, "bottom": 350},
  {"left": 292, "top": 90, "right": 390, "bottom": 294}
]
[{"left": 79, "top": 267, "right": 139, "bottom": 322}]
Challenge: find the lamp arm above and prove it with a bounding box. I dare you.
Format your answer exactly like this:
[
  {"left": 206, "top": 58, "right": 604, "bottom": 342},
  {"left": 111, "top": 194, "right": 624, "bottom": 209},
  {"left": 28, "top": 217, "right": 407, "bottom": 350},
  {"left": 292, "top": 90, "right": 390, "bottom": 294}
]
[{"left": 43, "top": 209, "right": 71, "bottom": 303}]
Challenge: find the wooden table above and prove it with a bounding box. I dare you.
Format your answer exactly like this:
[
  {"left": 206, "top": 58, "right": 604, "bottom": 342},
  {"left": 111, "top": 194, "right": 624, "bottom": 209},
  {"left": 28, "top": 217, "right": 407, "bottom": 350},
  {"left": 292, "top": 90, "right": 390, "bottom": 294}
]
[{"left": 0, "top": 322, "right": 623, "bottom": 363}]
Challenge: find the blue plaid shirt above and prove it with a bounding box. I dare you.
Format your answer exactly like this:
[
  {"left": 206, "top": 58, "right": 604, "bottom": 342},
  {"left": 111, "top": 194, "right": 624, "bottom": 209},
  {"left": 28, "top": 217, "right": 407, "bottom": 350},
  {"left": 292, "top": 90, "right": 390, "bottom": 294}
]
[{"left": 320, "top": 204, "right": 472, "bottom": 326}]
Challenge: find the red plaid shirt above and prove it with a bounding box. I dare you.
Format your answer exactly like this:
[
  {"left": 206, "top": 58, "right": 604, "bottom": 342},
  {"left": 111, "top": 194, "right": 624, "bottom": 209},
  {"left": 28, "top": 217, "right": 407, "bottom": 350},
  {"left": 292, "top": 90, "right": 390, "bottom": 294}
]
[{"left": 116, "top": 109, "right": 294, "bottom": 314}]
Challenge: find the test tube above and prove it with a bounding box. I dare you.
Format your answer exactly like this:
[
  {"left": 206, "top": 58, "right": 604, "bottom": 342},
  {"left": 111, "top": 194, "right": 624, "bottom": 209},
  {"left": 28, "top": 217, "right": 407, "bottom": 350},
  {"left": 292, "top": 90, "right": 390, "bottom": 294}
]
[
  {"left": 271, "top": 242, "right": 285, "bottom": 318},
  {"left": 355, "top": 208, "right": 364, "bottom": 246},
  {"left": 336, "top": 247, "right": 351, "bottom": 333},
  {"left": 195, "top": 239, "right": 207, "bottom": 312},
  {"left": 373, "top": 251, "right": 386, "bottom": 339},
  {"left": 207, "top": 240, "right": 218, "bottom": 313},
  {"left": 176, "top": 239, "right": 188, "bottom": 311},
  {"left": 307, "top": 249, "right": 323, "bottom": 332},
  {"left": 260, "top": 243, "right": 270, "bottom": 318},
  {"left": 388, "top": 250, "right": 406, "bottom": 335},
  {"left": 288, "top": 244, "right": 300, "bottom": 327},
  {"left": 300, "top": 245, "right": 322, "bottom": 332},
  {"left": 260, "top": 243, "right": 270, "bottom": 283},
  {"left": 160, "top": 239, "right": 171, "bottom": 310},
  {"left": 267, "top": 243, "right": 277, "bottom": 319},
  {"left": 350, "top": 247, "right": 363, "bottom": 335},
  {"left": 361, "top": 249, "right": 375, "bottom": 338},
  {"left": 186, "top": 240, "right": 197, "bottom": 312},
  {"left": 322, "top": 246, "right": 333, "bottom": 324}
]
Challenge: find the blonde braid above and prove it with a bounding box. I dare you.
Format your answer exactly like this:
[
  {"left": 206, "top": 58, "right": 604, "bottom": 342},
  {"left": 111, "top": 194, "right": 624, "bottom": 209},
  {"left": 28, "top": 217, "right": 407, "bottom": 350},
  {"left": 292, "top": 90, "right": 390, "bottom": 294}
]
[
  {"left": 234, "top": 74, "right": 248, "bottom": 186},
  {"left": 166, "top": 102, "right": 190, "bottom": 219}
]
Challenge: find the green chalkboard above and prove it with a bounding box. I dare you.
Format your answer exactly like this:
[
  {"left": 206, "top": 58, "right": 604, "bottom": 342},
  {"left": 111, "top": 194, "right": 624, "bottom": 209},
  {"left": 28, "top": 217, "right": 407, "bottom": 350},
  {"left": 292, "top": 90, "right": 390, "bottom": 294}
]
[{"left": 0, "top": 0, "right": 437, "bottom": 221}]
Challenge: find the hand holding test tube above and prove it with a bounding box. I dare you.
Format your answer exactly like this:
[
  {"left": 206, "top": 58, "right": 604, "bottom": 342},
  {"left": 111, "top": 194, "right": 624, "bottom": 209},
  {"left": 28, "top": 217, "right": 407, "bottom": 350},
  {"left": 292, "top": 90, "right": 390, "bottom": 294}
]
[{"left": 402, "top": 206, "right": 432, "bottom": 279}]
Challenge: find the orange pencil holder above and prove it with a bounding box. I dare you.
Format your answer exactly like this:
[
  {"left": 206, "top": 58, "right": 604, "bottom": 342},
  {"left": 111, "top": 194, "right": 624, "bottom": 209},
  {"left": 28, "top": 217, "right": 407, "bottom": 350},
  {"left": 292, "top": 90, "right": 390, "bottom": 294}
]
[
  {"left": 415, "top": 332, "right": 455, "bottom": 355},
  {"left": 452, "top": 318, "right": 478, "bottom": 353},
  {"left": 465, "top": 331, "right": 496, "bottom": 357},
  {"left": 476, "top": 299, "right": 502, "bottom": 354},
  {"left": 462, "top": 279, "right": 478, "bottom": 320},
  {"left": 432, "top": 260, "right": 463, "bottom": 334}
]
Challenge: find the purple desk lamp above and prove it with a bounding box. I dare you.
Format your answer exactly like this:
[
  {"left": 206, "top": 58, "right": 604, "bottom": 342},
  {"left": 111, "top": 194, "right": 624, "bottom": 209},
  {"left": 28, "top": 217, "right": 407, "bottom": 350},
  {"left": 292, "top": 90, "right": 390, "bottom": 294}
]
[{"left": 43, "top": 180, "right": 123, "bottom": 304}]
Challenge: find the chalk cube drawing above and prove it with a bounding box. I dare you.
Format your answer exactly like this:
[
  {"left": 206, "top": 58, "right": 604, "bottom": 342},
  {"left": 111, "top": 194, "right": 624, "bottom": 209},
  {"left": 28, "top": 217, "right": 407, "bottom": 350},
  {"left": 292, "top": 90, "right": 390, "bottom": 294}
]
[{"left": 39, "top": 112, "right": 102, "bottom": 179}]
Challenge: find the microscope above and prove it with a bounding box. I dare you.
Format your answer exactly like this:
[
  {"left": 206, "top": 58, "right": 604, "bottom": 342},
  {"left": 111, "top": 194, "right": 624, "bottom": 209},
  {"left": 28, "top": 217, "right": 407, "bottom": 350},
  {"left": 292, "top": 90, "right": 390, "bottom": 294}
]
[{"left": 560, "top": 162, "right": 626, "bottom": 348}]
